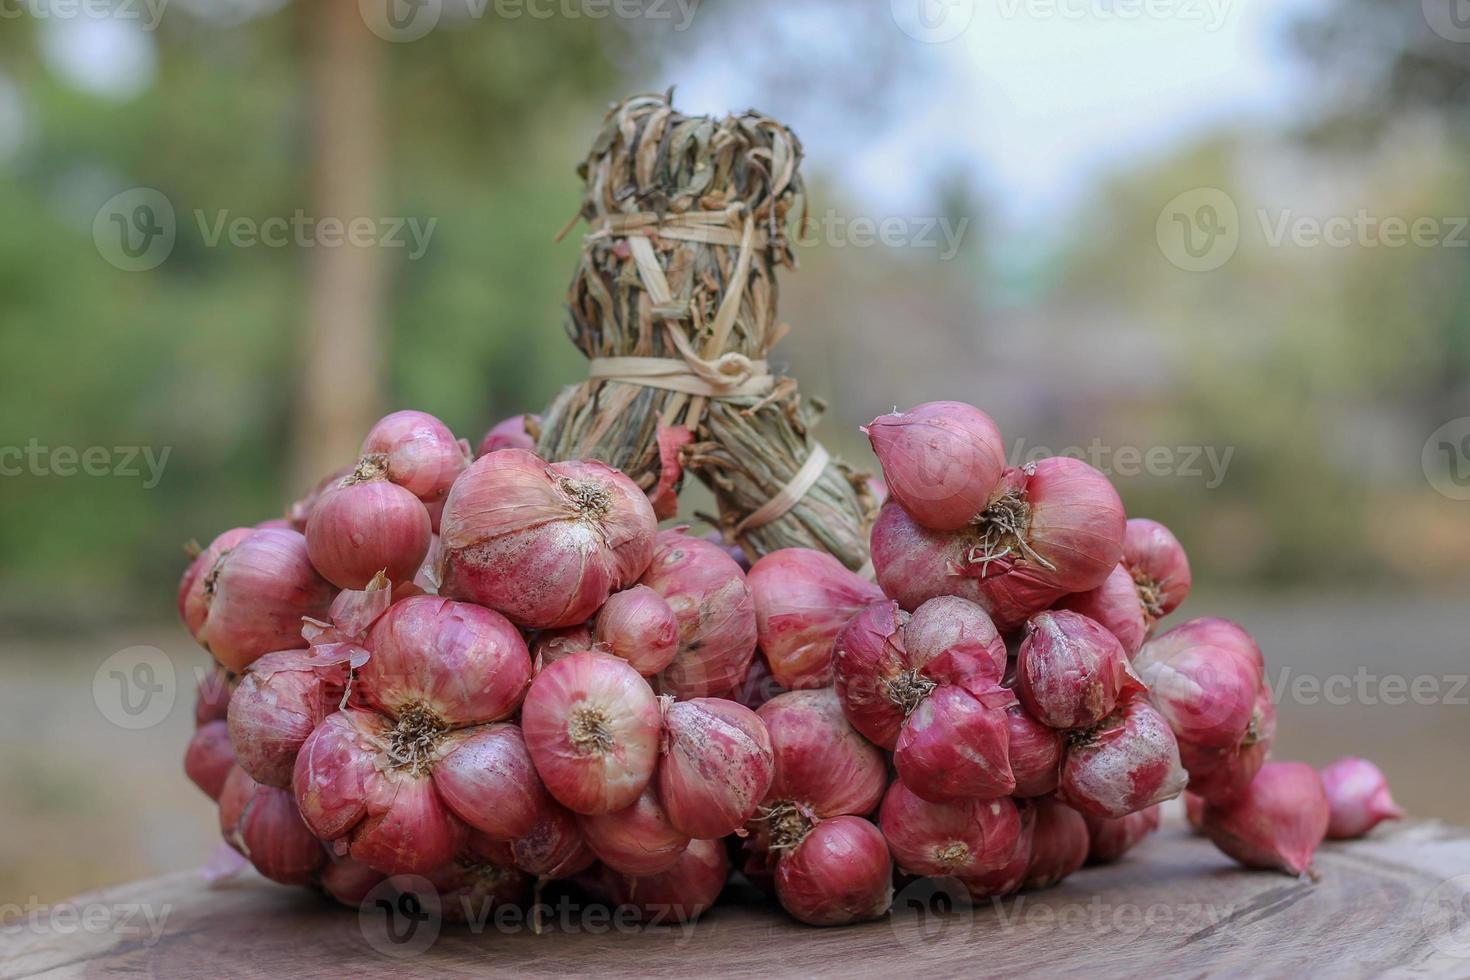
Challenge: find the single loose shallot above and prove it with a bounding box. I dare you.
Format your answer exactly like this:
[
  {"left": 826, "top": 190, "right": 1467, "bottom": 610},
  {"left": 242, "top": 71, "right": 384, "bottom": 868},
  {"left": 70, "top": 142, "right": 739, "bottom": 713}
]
[
  {"left": 1320, "top": 757, "right": 1403, "bottom": 839},
  {"left": 439, "top": 449, "right": 657, "bottom": 629},
  {"left": 748, "top": 548, "right": 885, "bottom": 690},
  {"left": 862, "top": 401, "right": 1007, "bottom": 531},
  {"left": 1202, "top": 761, "right": 1329, "bottom": 877},
  {"left": 520, "top": 651, "right": 661, "bottom": 815}
]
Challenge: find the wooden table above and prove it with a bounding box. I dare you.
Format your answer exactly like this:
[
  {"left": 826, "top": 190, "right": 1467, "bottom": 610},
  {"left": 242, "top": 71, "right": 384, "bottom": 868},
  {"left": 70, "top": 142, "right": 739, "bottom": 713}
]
[{"left": 6, "top": 818, "right": 1470, "bottom": 978}]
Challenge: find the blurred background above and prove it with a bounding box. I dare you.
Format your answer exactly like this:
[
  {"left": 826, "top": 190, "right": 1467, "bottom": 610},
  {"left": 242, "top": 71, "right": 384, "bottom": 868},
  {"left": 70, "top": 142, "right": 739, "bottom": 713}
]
[{"left": 1, "top": 0, "right": 1467, "bottom": 906}]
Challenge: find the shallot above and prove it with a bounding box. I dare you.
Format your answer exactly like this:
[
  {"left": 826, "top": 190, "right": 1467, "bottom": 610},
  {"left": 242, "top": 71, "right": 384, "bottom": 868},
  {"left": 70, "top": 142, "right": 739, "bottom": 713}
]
[
  {"left": 1202, "top": 761, "right": 1329, "bottom": 876},
  {"left": 1084, "top": 806, "right": 1162, "bottom": 864},
  {"left": 658, "top": 697, "right": 774, "bottom": 840},
  {"left": 577, "top": 786, "right": 690, "bottom": 875},
  {"left": 476, "top": 414, "right": 539, "bottom": 457},
  {"left": 878, "top": 780, "right": 1021, "bottom": 878},
  {"left": 773, "top": 816, "right": 893, "bottom": 927},
  {"left": 1022, "top": 796, "right": 1090, "bottom": 890},
  {"left": 748, "top": 548, "right": 885, "bottom": 690},
  {"left": 592, "top": 585, "right": 680, "bottom": 676},
  {"left": 1320, "top": 757, "right": 1403, "bottom": 839},
  {"left": 862, "top": 401, "right": 1007, "bottom": 531},
  {"left": 1016, "top": 610, "right": 1142, "bottom": 730},
  {"left": 641, "top": 529, "right": 758, "bottom": 699},
  {"left": 1059, "top": 699, "right": 1187, "bottom": 819}
]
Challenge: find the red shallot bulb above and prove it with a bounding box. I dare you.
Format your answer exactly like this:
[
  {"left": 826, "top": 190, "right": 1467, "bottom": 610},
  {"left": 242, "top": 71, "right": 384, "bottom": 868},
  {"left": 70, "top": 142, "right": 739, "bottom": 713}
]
[
  {"left": 520, "top": 651, "right": 661, "bottom": 815},
  {"left": 757, "top": 688, "right": 887, "bottom": 821},
  {"left": 219, "top": 766, "right": 327, "bottom": 886},
  {"left": 305, "top": 477, "right": 432, "bottom": 589},
  {"left": 1084, "top": 805, "right": 1161, "bottom": 864},
  {"left": 834, "top": 599, "right": 1014, "bottom": 802},
  {"left": 439, "top": 450, "right": 657, "bottom": 629},
  {"left": 189, "top": 528, "right": 336, "bottom": 672},
  {"left": 178, "top": 527, "right": 251, "bottom": 638},
  {"left": 433, "top": 724, "right": 548, "bottom": 842},
  {"left": 320, "top": 854, "right": 388, "bottom": 907},
  {"left": 359, "top": 595, "right": 532, "bottom": 726},
  {"left": 592, "top": 585, "right": 680, "bottom": 676},
  {"left": 1016, "top": 610, "right": 1142, "bottom": 730},
  {"left": 748, "top": 548, "right": 885, "bottom": 690},
  {"left": 185, "top": 720, "right": 235, "bottom": 800},
  {"left": 360, "top": 410, "right": 469, "bottom": 512},
  {"left": 960, "top": 800, "right": 1035, "bottom": 899},
  {"left": 1202, "top": 761, "right": 1329, "bottom": 876},
  {"left": 476, "top": 413, "right": 540, "bottom": 457},
  {"left": 1022, "top": 797, "right": 1090, "bottom": 890},
  {"left": 1320, "top": 757, "right": 1403, "bottom": 839},
  {"left": 641, "top": 529, "right": 758, "bottom": 699},
  {"left": 293, "top": 709, "right": 466, "bottom": 875},
  {"left": 1059, "top": 699, "right": 1187, "bottom": 819},
  {"left": 1062, "top": 563, "right": 1150, "bottom": 658},
  {"left": 407, "top": 855, "right": 531, "bottom": 923},
  {"left": 588, "top": 837, "right": 730, "bottom": 924},
  {"left": 1135, "top": 617, "right": 1265, "bottom": 759},
  {"left": 658, "top": 697, "right": 775, "bottom": 840},
  {"left": 194, "top": 666, "right": 234, "bottom": 726},
  {"left": 227, "top": 649, "right": 347, "bottom": 789},
  {"left": 878, "top": 781, "right": 1021, "bottom": 878},
  {"left": 774, "top": 816, "right": 893, "bottom": 927},
  {"left": 1006, "top": 703, "right": 1064, "bottom": 798},
  {"left": 577, "top": 786, "right": 690, "bottom": 875},
  {"left": 862, "top": 401, "right": 1007, "bottom": 531},
  {"left": 1123, "top": 518, "right": 1192, "bottom": 621},
  {"left": 500, "top": 801, "right": 596, "bottom": 878},
  {"left": 1184, "top": 682, "right": 1276, "bottom": 804}
]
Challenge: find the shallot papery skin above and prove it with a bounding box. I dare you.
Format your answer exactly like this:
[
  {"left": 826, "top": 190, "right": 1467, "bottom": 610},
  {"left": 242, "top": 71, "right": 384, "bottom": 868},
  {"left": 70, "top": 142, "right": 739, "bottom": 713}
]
[
  {"left": 878, "top": 781, "right": 1021, "bottom": 878},
  {"left": 476, "top": 413, "right": 540, "bottom": 457},
  {"left": 358, "top": 595, "right": 532, "bottom": 726},
  {"left": 520, "top": 651, "right": 662, "bottom": 815},
  {"left": 588, "top": 837, "right": 730, "bottom": 924},
  {"left": 439, "top": 450, "right": 657, "bottom": 630},
  {"left": 219, "top": 766, "right": 327, "bottom": 886},
  {"left": 960, "top": 800, "right": 1035, "bottom": 899},
  {"left": 871, "top": 459, "right": 1124, "bottom": 630},
  {"left": 1135, "top": 617, "right": 1265, "bottom": 759},
  {"left": 1202, "top": 761, "right": 1330, "bottom": 876},
  {"left": 757, "top": 688, "right": 888, "bottom": 819},
  {"left": 293, "top": 709, "right": 467, "bottom": 875},
  {"left": 185, "top": 720, "right": 235, "bottom": 800},
  {"left": 895, "top": 684, "right": 1016, "bottom": 803},
  {"left": 1320, "top": 757, "right": 1404, "bottom": 839},
  {"left": 532, "top": 625, "right": 594, "bottom": 673},
  {"left": 1122, "top": 518, "right": 1192, "bottom": 620},
  {"left": 178, "top": 527, "right": 251, "bottom": 637},
  {"left": 1017, "top": 610, "right": 1142, "bottom": 730},
  {"left": 577, "top": 786, "right": 690, "bottom": 875},
  {"left": 305, "top": 478, "right": 432, "bottom": 589},
  {"left": 862, "top": 401, "right": 1007, "bottom": 531},
  {"left": 593, "top": 584, "right": 680, "bottom": 676},
  {"left": 1006, "top": 704, "right": 1064, "bottom": 798},
  {"left": 658, "top": 697, "right": 775, "bottom": 839},
  {"left": 404, "top": 855, "right": 531, "bottom": 924},
  {"left": 748, "top": 548, "right": 885, "bottom": 690},
  {"left": 1084, "top": 805, "right": 1162, "bottom": 864},
  {"left": 1022, "top": 797, "right": 1090, "bottom": 890},
  {"left": 1062, "top": 563, "right": 1150, "bottom": 658},
  {"left": 641, "top": 529, "right": 758, "bottom": 699},
  {"left": 360, "top": 410, "right": 469, "bottom": 510},
  {"left": 1184, "top": 682, "right": 1276, "bottom": 804},
  {"left": 774, "top": 816, "right": 894, "bottom": 927},
  {"left": 319, "top": 854, "right": 387, "bottom": 907},
  {"left": 433, "top": 724, "right": 548, "bottom": 841},
  {"left": 188, "top": 528, "right": 336, "bottom": 672},
  {"left": 1059, "top": 699, "right": 1187, "bottom": 819},
  {"left": 227, "top": 649, "right": 347, "bottom": 789}
]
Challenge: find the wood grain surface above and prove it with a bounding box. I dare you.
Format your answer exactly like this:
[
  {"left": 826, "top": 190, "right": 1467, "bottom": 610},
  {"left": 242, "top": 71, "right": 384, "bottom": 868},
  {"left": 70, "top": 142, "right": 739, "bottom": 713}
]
[{"left": 6, "top": 818, "right": 1470, "bottom": 979}]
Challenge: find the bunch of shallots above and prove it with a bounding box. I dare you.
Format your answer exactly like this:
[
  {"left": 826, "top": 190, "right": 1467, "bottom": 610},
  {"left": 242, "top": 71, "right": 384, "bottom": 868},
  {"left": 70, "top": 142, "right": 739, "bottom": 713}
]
[{"left": 180, "top": 401, "right": 1401, "bottom": 933}]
